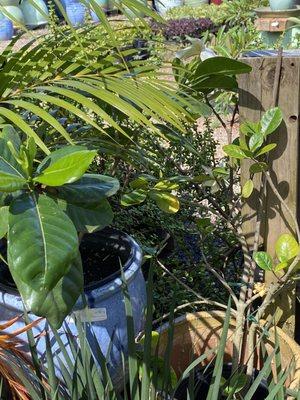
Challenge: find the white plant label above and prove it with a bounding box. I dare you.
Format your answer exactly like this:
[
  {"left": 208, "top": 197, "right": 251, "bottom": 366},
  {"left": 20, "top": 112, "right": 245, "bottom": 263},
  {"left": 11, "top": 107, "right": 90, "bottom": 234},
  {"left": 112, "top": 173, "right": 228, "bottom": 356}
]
[{"left": 67, "top": 308, "right": 107, "bottom": 323}]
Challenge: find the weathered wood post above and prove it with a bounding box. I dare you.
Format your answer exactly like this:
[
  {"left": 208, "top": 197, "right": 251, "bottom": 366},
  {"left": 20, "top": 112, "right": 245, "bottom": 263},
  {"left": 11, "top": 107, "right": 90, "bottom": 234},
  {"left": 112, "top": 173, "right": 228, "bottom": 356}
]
[{"left": 238, "top": 50, "right": 300, "bottom": 338}]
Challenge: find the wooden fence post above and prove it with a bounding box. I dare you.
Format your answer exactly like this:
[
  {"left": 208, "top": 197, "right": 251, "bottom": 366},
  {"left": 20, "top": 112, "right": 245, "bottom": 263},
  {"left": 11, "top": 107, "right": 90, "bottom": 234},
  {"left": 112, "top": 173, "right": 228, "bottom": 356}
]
[{"left": 238, "top": 52, "right": 300, "bottom": 338}]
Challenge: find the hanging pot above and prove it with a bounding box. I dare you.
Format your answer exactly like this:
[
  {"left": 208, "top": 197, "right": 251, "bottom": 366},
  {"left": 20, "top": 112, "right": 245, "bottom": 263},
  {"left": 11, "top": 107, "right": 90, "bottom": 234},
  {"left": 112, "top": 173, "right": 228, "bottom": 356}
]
[
  {"left": 20, "top": 0, "right": 49, "bottom": 28},
  {"left": 0, "top": 228, "right": 146, "bottom": 391},
  {"left": 90, "top": 0, "right": 108, "bottom": 23},
  {"left": 155, "top": 0, "right": 182, "bottom": 15},
  {"left": 269, "top": 0, "right": 296, "bottom": 10},
  {"left": 66, "top": 0, "right": 86, "bottom": 26},
  {"left": 0, "top": 16, "right": 13, "bottom": 40}
]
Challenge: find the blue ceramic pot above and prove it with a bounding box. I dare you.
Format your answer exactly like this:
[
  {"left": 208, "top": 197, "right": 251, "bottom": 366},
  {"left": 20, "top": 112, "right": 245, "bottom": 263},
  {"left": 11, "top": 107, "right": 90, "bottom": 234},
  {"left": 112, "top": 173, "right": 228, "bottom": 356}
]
[
  {"left": 0, "top": 17, "right": 13, "bottom": 40},
  {"left": 66, "top": 0, "right": 86, "bottom": 26},
  {"left": 0, "top": 229, "right": 146, "bottom": 390}
]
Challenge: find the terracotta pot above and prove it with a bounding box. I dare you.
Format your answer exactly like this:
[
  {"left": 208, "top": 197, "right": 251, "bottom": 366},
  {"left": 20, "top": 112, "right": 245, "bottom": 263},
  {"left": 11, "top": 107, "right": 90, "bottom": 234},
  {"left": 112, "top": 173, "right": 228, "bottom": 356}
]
[
  {"left": 157, "top": 311, "right": 300, "bottom": 391},
  {"left": 210, "top": 0, "right": 222, "bottom": 4}
]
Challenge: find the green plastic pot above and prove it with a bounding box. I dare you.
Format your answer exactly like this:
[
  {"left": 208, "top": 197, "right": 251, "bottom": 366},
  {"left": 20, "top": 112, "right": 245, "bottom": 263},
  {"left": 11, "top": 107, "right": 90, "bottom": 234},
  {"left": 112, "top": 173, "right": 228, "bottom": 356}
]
[
  {"left": 183, "top": 0, "right": 208, "bottom": 6},
  {"left": 1, "top": 6, "right": 25, "bottom": 26},
  {"left": 20, "top": 0, "right": 49, "bottom": 28},
  {"left": 269, "top": 0, "right": 296, "bottom": 9}
]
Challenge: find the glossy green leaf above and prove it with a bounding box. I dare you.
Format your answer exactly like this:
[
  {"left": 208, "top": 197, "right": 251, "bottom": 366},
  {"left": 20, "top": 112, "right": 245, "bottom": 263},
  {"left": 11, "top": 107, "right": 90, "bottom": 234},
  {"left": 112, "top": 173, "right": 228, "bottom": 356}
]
[
  {"left": 59, "top": 198, "right": 113, "bottom": 233},
  {"left": 8, "top": 193, "right": 79, "bottom": 317},
  {"left": 0, "top": 172, "right": 27, "bottom": 192},
  {"left": 223, "top": 144, "right": 249, "bottom": 159},
  {"left": 0, "top": 125, "right": 21, "bottom": 151},
  {"left": 275, "top": 233, "right": 299, "bottom": 263},
  {"left": 195, "top": 57, "right": 252, "bottom": 77},
  {"left": 121, "top": 189, "right": 147, "bottom": 207},
  {"left": 26, "top": 253, "right": 83, "bottom": 329},
  {"left": 249, "top": 132, "right": 264, "bottom": 152},
  {"left": 0, "top": 206, "right": 8, "bottom": 239},
  {"left": 274, "top": 261, "right": 289, "bottom": 273},
  {"left": 129, "top": 177, "right": 149, "bottom": 190},
  {"left": 0, "top": 137, "right": 26, "bottom": 179},
  {"left": 149, "top": 191, "right": 180, "bottom": 214},
  {"left": 242, "top": 179, "right": 254, "bottom": 199},
  {"left": 255, "top": 143, "right": 277, "bottom": 157},
  {"left": 249, "top": 162, "right": 268, "bottom": 174},
  {"left": 55, "top": 174, "right": 119, "bottom": 206},
  {"left": 240, "top": 121, "right": 260, "bottom": 137},
  {"left": 253, "top": 251, "right": 273, "bottom": 271},
  {"left": 154, "top": 180, "right": 179, "bottom": 190},
  {"left": 261, "top": 108, "right": 283, "bottom": 136},
  {"left": 34, "top": 146, "right": 97, "bottom": 187}
]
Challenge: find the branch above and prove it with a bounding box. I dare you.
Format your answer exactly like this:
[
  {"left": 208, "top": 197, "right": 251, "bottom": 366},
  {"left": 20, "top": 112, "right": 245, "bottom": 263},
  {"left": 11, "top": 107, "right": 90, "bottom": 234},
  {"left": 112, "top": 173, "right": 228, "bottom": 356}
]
[
  {"left": 199, "top": 247, "right": 239, "bottom": 308},
  {"left": 156, "top": 259, "right": 232, "bottom": 312}
]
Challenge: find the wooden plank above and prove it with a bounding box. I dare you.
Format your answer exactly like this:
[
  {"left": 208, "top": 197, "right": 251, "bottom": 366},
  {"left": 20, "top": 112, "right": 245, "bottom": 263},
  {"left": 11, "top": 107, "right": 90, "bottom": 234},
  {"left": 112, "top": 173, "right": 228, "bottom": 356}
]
[{"left": 238, "top": 55, "right": 300, "bottom": 337}]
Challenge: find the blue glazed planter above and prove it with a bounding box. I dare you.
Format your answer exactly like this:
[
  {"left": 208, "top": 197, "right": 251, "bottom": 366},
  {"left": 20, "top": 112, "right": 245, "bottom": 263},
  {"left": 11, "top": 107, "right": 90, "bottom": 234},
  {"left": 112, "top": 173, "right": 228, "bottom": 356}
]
[
  {"left": 66, "top": 1, "right": 86, "bottom": 26},
  {"left": 0, "top": 229, "right": 146, "bottom": 390},
  {"left": 0, "top": 17, "right": 13, "bottom": 40}
]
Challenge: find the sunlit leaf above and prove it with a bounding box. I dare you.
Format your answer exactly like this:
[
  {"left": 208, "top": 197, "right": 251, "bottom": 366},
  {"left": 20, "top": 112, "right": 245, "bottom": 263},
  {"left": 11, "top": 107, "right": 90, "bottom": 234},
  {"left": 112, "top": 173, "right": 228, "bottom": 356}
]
[
  {"left": 275, "top": 233, "right": 299, "bottom": 263},
  {"left": 253, "top": 251, "right": 273, "bottom": 271}
]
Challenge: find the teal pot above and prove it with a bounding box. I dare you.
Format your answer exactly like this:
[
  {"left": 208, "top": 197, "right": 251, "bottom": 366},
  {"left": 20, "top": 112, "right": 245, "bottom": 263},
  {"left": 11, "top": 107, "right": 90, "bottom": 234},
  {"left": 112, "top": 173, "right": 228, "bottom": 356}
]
[
  {"left": 20, "top": 0, "right": 49, "bottom": 28},
  {"left": 155, "top": 0, "right": 182, "bottom": 14},
  {"left": 90, "top": 0, "right": 108, "bottom": 22},
  {"left": 183, "top": 0, "right": 208, "bottom": 6},
  {"left": 0, "top": 17, "right": 13, "bottom": 40},
  {"left": 1, "top": 6, "right": 25, "bottom": 26},
  {"left": 269, "top": 0, "right": 296, "bottom": 9}
]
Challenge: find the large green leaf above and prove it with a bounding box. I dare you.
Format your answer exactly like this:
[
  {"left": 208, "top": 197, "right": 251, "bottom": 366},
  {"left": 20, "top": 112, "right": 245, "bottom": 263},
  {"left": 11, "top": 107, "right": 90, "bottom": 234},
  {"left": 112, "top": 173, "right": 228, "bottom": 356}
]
[
  {"left": 27, "top": 253, "right": 83, "bottom": 328},
  {"left": 149, "top": 191, "right": 180, "bottom": 214},
  {"left": 261, "top": 108, "right": 283, "bottom": 136},
  {"left": 253, "top": 251, "right": 273, "bottom": 271},
  {"left": 55, "top": 174, "right": 119, "bottom": 206},
  {"left": 0, "top": 137, "right": 25, "bottom": 178},
  {"left": 34, "top": 146, "right": 97, "bottom": 187},
  {"left": 195, "top": 57, "right": 252, "bottom": 77},
  {"left": 8, "top": 193, "right": 79, "bottom": 314},
  {"left": 275, "top": 233, "right": 299, "bottom": 263},
  {"left": 58, "top": 198, "right": 113, "bottom": 233},
  {"left": 0, "top": 171, "right": 27, "bottom": 192}
]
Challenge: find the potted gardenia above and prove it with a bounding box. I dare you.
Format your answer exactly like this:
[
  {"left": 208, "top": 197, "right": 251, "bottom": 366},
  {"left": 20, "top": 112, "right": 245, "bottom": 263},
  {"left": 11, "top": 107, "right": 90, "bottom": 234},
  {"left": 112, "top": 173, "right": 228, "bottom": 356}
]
[{"left": 0, "top": 125, "right": 146, "bottom": 387}]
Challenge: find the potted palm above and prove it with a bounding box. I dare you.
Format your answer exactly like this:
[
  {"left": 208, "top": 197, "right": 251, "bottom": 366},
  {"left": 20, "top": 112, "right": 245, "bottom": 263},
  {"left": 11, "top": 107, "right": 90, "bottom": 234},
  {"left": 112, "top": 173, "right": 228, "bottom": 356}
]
[{"left": 0, "top": 125, "right": 146, "bottom": 386}]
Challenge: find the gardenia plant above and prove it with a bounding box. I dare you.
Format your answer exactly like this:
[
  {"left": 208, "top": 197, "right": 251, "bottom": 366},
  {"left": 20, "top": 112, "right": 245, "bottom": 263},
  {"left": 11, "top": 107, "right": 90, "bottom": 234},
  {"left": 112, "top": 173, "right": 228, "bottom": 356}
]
[{"left": 0, "top": 125, "right": 119, "bottom": 328}]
